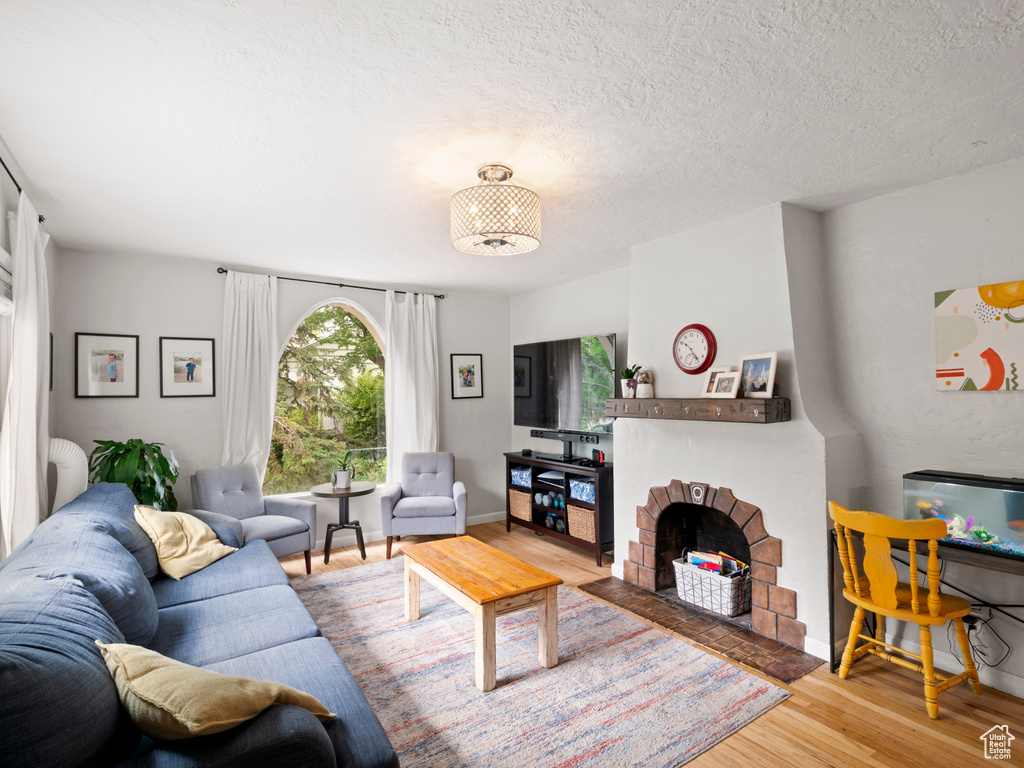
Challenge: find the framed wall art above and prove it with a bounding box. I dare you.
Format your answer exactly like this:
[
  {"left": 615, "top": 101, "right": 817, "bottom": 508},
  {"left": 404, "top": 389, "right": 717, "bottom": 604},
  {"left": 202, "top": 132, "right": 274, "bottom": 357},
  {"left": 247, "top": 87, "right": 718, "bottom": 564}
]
[
  {"left": 513, "top": 355, "right": 531, "bottom": 398},
  {"left": 935, "top": 278, "right": 1024, "bottom": 391},
  {"left": 75, "top": 332, "right": 139, "bottom": 398},
  {"left": 738, "top": 352, "right": 777, "bottom": 399},
  {"left": 160, "top": 337, "right": 215, "bottom": 397},
  {"left": 451, "top": 353, "right": 483, "bottom": 399}
]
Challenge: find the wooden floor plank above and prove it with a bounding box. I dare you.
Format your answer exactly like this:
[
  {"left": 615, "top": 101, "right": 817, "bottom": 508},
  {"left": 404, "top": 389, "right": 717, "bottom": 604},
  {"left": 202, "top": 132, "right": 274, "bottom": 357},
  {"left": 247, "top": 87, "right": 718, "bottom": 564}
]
[{"left": 280, "top": 521, "right": 1024, "bottom": 767}]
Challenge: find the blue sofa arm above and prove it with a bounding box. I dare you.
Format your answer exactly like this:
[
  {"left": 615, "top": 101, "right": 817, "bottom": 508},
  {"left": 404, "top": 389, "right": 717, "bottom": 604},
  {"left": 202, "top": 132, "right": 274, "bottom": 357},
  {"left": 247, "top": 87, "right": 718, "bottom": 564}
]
[
  {"left": 185, "top": 509, "right": 243, "bottom": 549},
  {"left": 264, "top": 497, "right": 317, "bottom": 550},
  {"left": 120, "top": 705, "right": 336, "bottom": 768}
]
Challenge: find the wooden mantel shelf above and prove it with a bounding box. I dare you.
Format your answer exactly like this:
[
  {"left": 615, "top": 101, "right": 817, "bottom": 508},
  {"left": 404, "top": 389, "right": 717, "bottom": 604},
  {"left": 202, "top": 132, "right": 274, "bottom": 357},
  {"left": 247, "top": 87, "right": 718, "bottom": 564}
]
[{"left": 605, "top": 397, "right": 791, "bottom": 424}]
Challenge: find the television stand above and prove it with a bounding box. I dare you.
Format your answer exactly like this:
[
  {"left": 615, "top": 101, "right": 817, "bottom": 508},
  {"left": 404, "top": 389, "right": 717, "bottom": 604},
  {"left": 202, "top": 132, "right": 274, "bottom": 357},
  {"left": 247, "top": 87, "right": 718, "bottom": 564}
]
[{"left": 504, "top": 452, "right": 613, "bottom": 566}]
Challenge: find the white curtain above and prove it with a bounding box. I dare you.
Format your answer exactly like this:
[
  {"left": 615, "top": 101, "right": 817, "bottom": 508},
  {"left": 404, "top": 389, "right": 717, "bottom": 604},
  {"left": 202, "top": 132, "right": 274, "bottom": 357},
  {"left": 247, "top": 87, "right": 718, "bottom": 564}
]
[
  {"left": 0, "top": 193, "right": 50, "bottom": 559},
  {"left": 221, "top": 271, "right": 278, "bottom": 477},
  {"left": 552, "top": 337, "right": 582, "bottom": 430},
  {"left": 384, "top": 291, "right": 438, "bottom": 485}
]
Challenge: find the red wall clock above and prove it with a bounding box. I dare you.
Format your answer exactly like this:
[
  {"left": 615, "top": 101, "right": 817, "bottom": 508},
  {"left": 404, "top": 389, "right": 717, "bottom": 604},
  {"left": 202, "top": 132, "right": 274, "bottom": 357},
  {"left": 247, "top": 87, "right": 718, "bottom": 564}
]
[{"left": 673, "top": 324, "right": 717, "bottom": 374}]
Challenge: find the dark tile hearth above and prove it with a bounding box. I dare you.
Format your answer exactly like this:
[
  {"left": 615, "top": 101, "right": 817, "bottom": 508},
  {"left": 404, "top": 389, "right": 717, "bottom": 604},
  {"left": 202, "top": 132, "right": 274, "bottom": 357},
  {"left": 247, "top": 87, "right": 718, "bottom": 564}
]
[{"left": 577, "top": 577, "right": 823, "bottom": 685}]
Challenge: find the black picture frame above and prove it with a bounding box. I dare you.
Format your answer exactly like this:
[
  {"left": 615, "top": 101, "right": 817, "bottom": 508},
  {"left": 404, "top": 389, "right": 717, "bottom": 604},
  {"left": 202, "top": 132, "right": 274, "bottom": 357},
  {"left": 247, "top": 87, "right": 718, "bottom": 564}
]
[
  {"left": 450, "top": 353, "right": 483, "bottom": 399},
  {"left": 49, "top": 332, "right": 53, "bottom": 392},
  {"left": 159, "top": 337, "right": 216, "bottom": 398},
  {"left": 75, "top": 332, "right": 140, "bottom": 398}
]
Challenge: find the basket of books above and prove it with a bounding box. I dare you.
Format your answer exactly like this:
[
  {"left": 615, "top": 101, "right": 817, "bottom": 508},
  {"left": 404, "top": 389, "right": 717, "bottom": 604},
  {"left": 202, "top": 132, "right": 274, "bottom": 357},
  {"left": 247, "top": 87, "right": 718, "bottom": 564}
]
[{"left": 672, "top": 550, "right": 750, "bottom": 617}]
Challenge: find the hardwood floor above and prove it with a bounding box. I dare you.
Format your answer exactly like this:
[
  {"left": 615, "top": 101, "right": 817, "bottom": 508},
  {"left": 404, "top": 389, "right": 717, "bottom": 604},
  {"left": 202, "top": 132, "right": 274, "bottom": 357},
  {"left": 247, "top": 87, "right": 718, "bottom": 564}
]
[{"left": 279, "top": 521, "right": 1024, "bottom": 767}]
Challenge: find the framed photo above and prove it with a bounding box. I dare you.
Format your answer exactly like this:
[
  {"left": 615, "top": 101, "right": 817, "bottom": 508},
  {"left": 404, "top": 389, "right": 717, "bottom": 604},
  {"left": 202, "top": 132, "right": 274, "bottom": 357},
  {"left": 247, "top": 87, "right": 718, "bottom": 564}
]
[
  {"left": 513, "top": 355, "right": 531, "bottom": 398},
  {"left": 451, "top": 353, "right": 483, "bottom": 399},
  {"left": 705, "top": 371, "right": 740, "bottom": 399},
  {"left": 160, "top": 337, "right": 215, "bottom": 397},
  {"left": 75, "top": 333, "right": 139, "bottom": 398},
  {"left": 699, "top": 366, "right": 733, "bottom": 398},
  {"left": 739, "top": 352, "right": 778, "bottom": 399}
]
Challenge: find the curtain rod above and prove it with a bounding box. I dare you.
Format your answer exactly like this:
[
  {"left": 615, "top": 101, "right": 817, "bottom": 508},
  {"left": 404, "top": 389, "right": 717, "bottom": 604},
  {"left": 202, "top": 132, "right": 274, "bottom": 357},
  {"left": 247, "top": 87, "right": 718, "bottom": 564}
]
[
  {"left": 0, "top": 153, "right": 45, "bottom": 223},
  {"left": 215, "top": 267, "right": 444, "bottom": 299}
]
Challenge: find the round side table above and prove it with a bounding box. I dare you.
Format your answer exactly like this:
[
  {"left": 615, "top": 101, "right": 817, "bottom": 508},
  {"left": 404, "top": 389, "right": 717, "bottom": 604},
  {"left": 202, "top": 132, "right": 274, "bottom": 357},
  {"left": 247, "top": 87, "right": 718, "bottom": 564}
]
[{"left": 311, "top": 481, "right": 376, "bottom": 563}]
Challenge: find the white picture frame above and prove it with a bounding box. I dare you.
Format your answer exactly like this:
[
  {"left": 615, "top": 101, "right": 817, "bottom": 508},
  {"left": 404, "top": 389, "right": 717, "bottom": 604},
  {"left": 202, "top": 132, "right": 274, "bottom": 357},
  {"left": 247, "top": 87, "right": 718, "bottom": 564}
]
[
  {"left": 739, "top": 352, "right": 778, "bottom": 399},
  {"left": 699, "top": 366, "right": 734, "bottom": 398},
  {"left": 705, "top": 371, "right": 740, "bottom": 399}
]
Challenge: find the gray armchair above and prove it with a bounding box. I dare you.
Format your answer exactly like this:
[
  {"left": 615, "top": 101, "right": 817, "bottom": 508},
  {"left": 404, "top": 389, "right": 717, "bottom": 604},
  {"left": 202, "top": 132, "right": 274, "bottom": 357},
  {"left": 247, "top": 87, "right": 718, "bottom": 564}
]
[
  {"left": 381, "top": 452, "right": 467, "bottom": 558},
  {"left": 190, "top": 464, "right": 317, "bottom": 574}
]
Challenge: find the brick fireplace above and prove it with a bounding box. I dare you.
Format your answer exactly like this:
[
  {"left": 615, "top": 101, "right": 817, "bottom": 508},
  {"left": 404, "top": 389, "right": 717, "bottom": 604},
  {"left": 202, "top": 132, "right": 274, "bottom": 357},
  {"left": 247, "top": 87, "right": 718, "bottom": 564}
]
[{"left": 622, "top": 479, "right": 806, "bottom": 650}]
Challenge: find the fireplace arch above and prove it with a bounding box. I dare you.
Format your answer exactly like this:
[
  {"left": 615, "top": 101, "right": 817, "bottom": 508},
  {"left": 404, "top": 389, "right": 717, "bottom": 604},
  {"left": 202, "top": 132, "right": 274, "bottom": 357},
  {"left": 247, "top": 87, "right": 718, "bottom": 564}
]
[{"left": 623, "top": 480, "right": 806, "bottom": 649}]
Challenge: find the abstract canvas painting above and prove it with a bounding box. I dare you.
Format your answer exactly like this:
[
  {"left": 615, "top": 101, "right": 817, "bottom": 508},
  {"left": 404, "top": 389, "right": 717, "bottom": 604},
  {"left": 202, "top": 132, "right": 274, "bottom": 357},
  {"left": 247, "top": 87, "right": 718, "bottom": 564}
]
[{"left": 935, "top": 279, "right": 1024, "bottom": 392}]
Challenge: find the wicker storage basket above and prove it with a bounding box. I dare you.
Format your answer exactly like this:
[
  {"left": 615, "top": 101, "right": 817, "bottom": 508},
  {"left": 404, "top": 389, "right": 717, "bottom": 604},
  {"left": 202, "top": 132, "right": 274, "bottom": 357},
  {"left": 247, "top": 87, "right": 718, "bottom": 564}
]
[
  {"left": 566, "top": 504, "right": 596, "bottom": 542},
  {"left": 509, "top": 489, "right": 532, "bottom": 522},
  {"left": 673, "top": 558, "right": 751, "bottom": 617}
]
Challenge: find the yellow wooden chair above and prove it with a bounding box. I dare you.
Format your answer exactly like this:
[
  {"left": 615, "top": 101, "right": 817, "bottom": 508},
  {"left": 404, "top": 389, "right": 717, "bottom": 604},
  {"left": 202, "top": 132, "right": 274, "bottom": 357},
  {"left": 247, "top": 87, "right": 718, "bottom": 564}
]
[{"left": 828, "top": 501, "right": 981, "bottom": 719}]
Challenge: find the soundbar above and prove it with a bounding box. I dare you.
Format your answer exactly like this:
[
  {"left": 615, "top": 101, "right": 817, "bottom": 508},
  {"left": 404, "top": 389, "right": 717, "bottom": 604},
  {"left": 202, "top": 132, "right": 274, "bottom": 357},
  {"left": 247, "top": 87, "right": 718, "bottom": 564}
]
[{"left": 529, "top": 429, "right": 601, "bottom": 461}]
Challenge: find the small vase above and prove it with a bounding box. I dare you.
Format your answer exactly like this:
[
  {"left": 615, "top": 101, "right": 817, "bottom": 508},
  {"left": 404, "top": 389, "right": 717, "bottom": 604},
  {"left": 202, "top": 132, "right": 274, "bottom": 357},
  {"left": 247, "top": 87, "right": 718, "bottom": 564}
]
[
  {"left": 332, "top": 470, "right": 351, "bottom": 489},
  {"left": 622, "top": 378, "right": 637, "bottom": 398}
]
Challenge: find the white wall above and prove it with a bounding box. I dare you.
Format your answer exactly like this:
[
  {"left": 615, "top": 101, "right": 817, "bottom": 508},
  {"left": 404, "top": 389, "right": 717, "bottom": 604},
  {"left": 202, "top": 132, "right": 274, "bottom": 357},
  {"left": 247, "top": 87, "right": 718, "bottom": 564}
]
[
  {"left": 619, "top": 204, "right": 833, "bottom": 658},
  {"left": 509, "top": 266, "right": 631, "bottom": 460},
  {"left": 824, "top": 155, "right": 1024, "bottom": 695},
  {"left": 56, "top": 250, "right": 511, "bottom": 552}
]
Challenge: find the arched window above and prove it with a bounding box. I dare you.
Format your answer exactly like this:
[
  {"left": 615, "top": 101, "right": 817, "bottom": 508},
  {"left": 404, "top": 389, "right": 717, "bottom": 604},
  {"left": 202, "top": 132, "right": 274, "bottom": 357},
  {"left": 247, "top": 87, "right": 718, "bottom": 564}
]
[{"left": 263, "top": 303, "right": 385, "bottom": 494}]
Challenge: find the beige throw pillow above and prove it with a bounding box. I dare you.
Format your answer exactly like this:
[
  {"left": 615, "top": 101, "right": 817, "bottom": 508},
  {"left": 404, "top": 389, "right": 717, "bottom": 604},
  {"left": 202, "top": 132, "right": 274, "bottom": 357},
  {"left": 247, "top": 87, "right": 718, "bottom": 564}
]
[
  {"left": 97, "top": 642, "right": 335, "bottom": 740},
  {"left": 133, "top": 505, "right": 238, "bottom": 580}
]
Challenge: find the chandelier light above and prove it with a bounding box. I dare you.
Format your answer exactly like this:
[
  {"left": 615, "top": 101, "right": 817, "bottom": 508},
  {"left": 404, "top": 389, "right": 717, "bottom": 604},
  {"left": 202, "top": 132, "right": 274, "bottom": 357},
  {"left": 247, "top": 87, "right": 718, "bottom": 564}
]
[{"left": 450, "top": 163, "right": 540, "bottom": 255}]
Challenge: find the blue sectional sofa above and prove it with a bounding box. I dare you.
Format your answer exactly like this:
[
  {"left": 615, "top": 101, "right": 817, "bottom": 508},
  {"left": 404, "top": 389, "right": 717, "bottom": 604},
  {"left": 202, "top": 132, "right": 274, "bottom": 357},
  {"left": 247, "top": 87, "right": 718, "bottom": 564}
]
[{"left": 0, "top": 483, "right": 399, "bottom": 768}]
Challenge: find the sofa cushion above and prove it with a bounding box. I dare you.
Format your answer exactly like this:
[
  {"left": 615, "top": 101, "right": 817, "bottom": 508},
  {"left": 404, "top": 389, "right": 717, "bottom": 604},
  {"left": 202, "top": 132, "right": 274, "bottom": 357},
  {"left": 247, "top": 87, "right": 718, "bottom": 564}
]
[
  {"left": 55, "top": 482, "right": 161, "bottom": 579},
  {"left": 134, "top": 506, "right": 238, "bottom": 580},
  {"left": 393, "top": 496, "right": 457, "bottom": 518},
  {"left": 241, "top": 514, "right": 309, "bottom": 543},
  {"left": 206, "top": 637, "right": 400, "bottom": 768},
  {"left": 0, "top": 577, "right": 141, "bottom": 768},
  {"left": 98, "top": 642, "right": 334, "bottom": 740},
  {"left": 149, "top": 585, "right": 319, "bottom": 667},
  {"left": 151, "top": 540, "right": 289, "bottom": 609},
  {"left": 0, "top": 523, "right": 159, "bottom": 647}
]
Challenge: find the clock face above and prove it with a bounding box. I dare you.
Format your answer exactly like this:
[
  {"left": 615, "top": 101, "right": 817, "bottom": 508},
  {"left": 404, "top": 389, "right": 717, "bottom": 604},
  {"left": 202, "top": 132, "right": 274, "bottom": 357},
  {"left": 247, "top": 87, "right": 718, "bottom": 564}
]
[{"left": 673, "top": 324, "right": 717, "bottom": 374}]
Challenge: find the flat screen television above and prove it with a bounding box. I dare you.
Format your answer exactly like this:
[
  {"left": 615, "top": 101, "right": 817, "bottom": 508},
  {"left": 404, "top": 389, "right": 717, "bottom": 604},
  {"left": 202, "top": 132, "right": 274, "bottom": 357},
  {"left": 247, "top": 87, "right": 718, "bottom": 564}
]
[{"left": 513, "top": 334, "right": 616, "bottom": 434}]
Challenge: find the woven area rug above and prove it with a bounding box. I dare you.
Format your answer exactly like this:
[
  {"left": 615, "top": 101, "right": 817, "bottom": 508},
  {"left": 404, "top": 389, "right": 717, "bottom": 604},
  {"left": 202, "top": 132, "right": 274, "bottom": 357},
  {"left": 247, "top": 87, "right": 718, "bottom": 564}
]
[{"left": 293, "top": 559, "right": 789, "bottom": 768}]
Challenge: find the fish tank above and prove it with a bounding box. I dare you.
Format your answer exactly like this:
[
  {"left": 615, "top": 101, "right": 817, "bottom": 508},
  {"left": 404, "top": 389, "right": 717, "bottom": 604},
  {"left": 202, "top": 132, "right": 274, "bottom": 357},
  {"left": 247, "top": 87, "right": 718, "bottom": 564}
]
[{"left": 903, "top": 470, "right": 1024, "bottom": 561}]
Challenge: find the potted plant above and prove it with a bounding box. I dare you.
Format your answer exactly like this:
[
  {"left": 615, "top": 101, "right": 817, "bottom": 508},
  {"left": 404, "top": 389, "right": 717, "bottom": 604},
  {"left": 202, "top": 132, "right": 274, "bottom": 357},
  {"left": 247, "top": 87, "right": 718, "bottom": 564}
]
[
  {"left": 89, "top": 438, "right": 180, "bottom": 510},
  {"left": 332, "top": 451, "right": 354, "bottom": 489},
  {"left": 620, "top": 364, "right": 642, "bottom": 398}
]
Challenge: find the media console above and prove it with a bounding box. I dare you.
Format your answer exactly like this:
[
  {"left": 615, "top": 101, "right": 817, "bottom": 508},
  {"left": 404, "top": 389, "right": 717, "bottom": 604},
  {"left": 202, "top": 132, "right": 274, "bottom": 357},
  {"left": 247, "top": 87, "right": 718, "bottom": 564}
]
[{"left": 504, "top": 451, "right": 613, "bottom": 566}]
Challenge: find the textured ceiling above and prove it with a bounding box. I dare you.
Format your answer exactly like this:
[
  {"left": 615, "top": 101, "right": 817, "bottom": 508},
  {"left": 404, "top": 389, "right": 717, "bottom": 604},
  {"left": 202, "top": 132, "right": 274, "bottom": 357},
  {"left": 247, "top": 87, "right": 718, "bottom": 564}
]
[{"left": 1, "top": 1, "right": 1023, "bottom": 295}]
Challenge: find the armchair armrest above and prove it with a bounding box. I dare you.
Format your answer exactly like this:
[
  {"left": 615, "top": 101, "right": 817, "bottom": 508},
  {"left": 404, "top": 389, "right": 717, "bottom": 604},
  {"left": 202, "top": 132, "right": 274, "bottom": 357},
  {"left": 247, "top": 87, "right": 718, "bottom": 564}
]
[
  {"left": 185, "top": 509, "right": 243, "bottom": 548},
  {"left": 453, "top": 481, "right": 467, "bottom": 534},
  {"left": 264, "top": 496, "right": 317, "bottom": 549},
  {"left": 379, "top": 483, "right": 403, "bottom": 537}
]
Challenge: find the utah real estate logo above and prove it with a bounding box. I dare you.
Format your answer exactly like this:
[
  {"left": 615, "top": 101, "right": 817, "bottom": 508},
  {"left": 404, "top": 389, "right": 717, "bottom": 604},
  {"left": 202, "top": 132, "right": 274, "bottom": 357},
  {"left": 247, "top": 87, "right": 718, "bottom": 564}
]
[{"left": 980, "top": 725, "right": 1015, "bottom": 760}]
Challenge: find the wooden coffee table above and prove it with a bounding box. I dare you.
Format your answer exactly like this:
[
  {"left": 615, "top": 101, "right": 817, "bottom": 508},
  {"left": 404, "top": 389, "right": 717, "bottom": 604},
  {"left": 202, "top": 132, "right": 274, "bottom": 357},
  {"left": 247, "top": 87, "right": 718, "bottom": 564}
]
[{"left": 401, "top": 536, "right": 563, "bottom": 692}]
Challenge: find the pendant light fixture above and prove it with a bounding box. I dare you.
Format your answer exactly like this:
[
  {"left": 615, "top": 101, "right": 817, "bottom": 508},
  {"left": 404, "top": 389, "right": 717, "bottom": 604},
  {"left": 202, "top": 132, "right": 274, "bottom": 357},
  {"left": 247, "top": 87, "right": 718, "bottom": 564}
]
[{"left": 450, "top": 163, "right": 540, "bottom": 255}]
